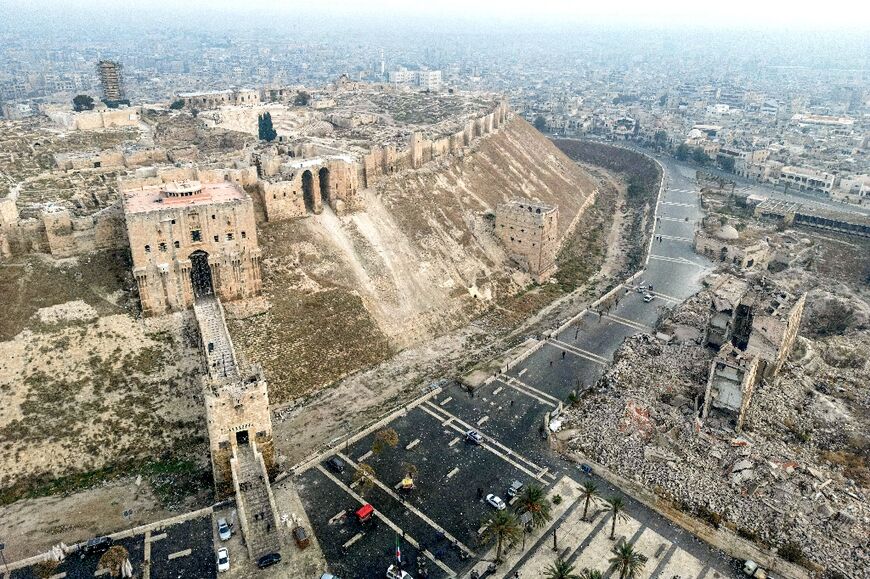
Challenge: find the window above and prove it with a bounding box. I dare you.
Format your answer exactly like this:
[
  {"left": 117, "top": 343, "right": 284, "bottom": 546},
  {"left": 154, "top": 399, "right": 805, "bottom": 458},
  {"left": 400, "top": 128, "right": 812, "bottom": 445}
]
[
  {"left": 211, "top": 214, "right": 216, "bottom": 220},
  {"left": 191, "top": 230, "right": 202, "bottom": 242},
  {"left": 241, "top": 231, "right": 246, "bottom": 239},
  {"left": 171, "top": 219, "right": 176, "bottom": 225},
  {"left": 214, "top": 235, "right": 219, "bottom": 242},
  {"left": 226, "top": 233, "right": 234, "bottom": 241},
  {"left": 144, "top": 244, "right": 151, "bottom": 253},
  {"left": 158, "top": 242, "right": 167, "bottom": 252},
  {"left": 174, "top": 241, "right": 180, "bottom": 249}
]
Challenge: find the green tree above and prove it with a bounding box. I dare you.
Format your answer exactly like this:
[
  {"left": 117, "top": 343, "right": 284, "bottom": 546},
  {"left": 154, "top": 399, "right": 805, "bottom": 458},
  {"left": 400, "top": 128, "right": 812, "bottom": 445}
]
[
  {"left": 294, "top": 91, "right": 311, "bottom": 106},
  {"left": 608, "top": 542, "right": 645, "bottom": 579},
  {"left": 720, "top": 155, "right": 736, "bottom": 172},
  {"left": 169, "top": 99, "right": 185, "bottom": 110},
  {"left": 533, "top": 115, "right": 548, "bottom": 132},
  {"left": 580, "top": 570, "right": 603, "bottom": 579},
  {"left": 653, "top": 130, "right": 668, "bottom": 149},
  {"left": 675, "top": 143, "right": 690, "bottom": 161},
  {"left": 72, "top": 94, "right": 94, "bottom": 111},
  {"left": 605, "top": 496, "right": 628, "bottom": 539},
  {"left": 481, "top": 510, "right": 523, "bottom": 562},
  {"left": 258, "top": 112, "right": 277, "bottom": 142},
  {"left": 515, "top": 483, "right": 552, "bottom": 529},
  {"left": 371, "top": 427, "right": 399, "bottom": 455},
  {"left": 579, "top": 481, "right": 600, "bottom": 521},
  {"left": 353, "top": 463, "right": 376, "bottom": 497},
  {"left": 543, "top": 557, "right": 581, "bottom": 579},
  {"left": 692, "top": 146, "right": 709, "bottom": 165}
]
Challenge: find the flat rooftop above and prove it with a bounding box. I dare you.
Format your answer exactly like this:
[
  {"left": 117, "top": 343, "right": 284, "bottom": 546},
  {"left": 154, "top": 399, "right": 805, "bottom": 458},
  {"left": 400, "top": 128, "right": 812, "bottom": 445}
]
[{"left": 123, "top": 180, "right": 246, "bottom": 215}]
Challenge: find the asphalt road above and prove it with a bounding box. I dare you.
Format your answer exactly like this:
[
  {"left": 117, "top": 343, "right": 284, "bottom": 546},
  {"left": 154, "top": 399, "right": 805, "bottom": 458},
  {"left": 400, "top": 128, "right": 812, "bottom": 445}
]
[{"left": 296, "top": 156, "right": 744, "bottom": 578}]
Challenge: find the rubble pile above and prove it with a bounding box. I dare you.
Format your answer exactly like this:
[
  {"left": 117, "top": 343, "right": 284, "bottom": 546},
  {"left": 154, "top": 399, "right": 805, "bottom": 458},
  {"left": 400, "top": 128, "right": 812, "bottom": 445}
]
[{"left": 563, "top": 288, "right": 870, "bottom": 576}]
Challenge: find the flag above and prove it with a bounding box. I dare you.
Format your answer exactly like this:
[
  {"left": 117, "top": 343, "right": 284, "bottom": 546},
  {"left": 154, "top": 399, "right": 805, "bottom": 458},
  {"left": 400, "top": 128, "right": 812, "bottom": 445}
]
[{"left": 395, "top": 534, "right": 401, "bottom": 563}]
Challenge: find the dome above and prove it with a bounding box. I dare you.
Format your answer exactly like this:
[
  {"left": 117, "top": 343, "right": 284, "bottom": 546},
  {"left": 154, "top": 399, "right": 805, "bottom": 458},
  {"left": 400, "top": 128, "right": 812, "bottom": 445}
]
[{"left": 715, "top": 224, "right": 740, "bottom": 240}]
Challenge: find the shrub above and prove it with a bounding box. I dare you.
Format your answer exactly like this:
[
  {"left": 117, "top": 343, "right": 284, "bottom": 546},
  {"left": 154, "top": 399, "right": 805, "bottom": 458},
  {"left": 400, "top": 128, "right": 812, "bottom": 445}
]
[
  {"left": 552, "top": 494, "right": 563, "bottom": 505},
  {"left": 778, "top": 541, "right": 806, "bottom": 564}
]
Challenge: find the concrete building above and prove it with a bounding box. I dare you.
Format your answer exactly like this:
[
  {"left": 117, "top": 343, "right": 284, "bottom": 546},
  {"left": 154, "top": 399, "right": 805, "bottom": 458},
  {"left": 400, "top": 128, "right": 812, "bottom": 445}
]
[
  {"left": 417, "top": 70, "right": 442, "bottom": 91},
  {"left": 693, "top": 218, "right": 770, "bottom": 270},
  {"left": 495, "top": 200, "right": 559, "bottom": 282},
  {"left": 96, "top": 60, "right": 125, "bottom": 103},
  {"left": 122, "top": 178, "right": 262, "bottom": 316},
  {"left": 778, "top": 166, "right": 835, "bottom": 195},
  {"left": 702, "top": 344, "right": 761, "bottom": 432}
]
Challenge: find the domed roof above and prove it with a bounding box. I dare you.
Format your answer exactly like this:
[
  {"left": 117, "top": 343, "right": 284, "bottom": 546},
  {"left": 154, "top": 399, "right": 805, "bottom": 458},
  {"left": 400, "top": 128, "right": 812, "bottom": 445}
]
[{"left": 715, "top": 224, "right": 740, "bottom": 240}]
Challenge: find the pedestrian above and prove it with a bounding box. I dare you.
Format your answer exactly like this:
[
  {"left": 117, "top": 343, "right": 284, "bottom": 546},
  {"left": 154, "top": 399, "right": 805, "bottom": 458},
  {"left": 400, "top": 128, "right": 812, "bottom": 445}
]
[
  {"left": 510, "top": 399, "right": 514, "bottom": 406},
  {"left": 549, "top": 360, "right": 553, "bottom": 366},
  {"left": 561, "top": 351, "right": 566, "bottom": 360}
]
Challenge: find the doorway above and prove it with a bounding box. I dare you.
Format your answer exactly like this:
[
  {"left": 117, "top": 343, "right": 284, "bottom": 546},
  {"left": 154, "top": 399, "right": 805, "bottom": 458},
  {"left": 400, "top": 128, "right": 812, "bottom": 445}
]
[
  {"left": 190, "top": 250, "right": 213, "bottom": 298},
  {"left": 302, "top": 170, "right": 315, "bottom": 213},
  {"left": 318, "top": 167, "right": 330, "bottom": 204},
  {"left": 236, "top": 430, "right": 249, "bottom": 445}
]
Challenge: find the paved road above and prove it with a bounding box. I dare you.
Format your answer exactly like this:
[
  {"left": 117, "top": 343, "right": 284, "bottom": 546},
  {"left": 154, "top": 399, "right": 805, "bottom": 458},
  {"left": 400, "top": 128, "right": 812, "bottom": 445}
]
[{"left": 296, "top": 155, "right": 744, "bottom": 578}]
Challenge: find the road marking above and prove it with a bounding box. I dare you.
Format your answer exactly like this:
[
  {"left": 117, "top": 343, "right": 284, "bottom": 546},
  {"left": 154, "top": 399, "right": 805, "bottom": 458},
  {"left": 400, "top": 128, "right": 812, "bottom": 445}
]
[
  {"left": 143, "top": 530, "right": 151, "bottom": 579},
  {"left": 547, "top": 339, "right": 608, "bottom": 365},
  {"left": 648, "top": 254, "right": 705, "bottom": 268},
  {"left": 538, "top": 467, "right": 555, "bottom": 480},
  {"left": 148, "top": 532, "right": 166, "bottom": 542},
  {"left": 502, "top": 375, "right": 561, "bottom": 404},
  {"left": 95, "top": 570, "right": 110, "bottom": 577},
  {"left": 329, "top": 510, "right": 346, "bottom": 524},
  {"left": 446, "top": 467, "right": 460, "bottom": 479},
  {"left": 439, "top": 396, "right": 452, "bottom": 406},
  {"left": 316, "top": 464, "right": 457, "bottom": 576},
  {"left": 661, "top": 201, "right": 695, "bottom": 208},
  {"left": 405, "top": 438, "right": 420, "bottom": 450},
  {"left": 448, "top": 436, "right": 461, "bottom": 447},
  {"left": 477, "top": 415, "right": 489, "bottom": 426},
  {"left": 658, "top": 234, "right": 693, "bottom": 242},
  {"left": 343, "top": 532, "right": 364, "bottom": 549},
  {"left": 422, "top": 402, "right": 548, "bottom": 483},
  {"left": 658, "top": 216, "right": 690, "bottom": 223},
  {"left": 652, "top": 291, "right": 683, "bottom": 304},
  {"left": 167, "top": 549, "right": 191, "bottom": 560},
  {"left": 441, "top": 416, "right": 453, "bottom": 427},
  {"left": 518, "top": 368, "right": 528, "bottom": 377},
  {"left": 607, "top": 313, "right": 655, "bottom": 333},
  {"left": 499, "top": 378, "right": 557, "bottom": 407},
  {"left": 357, "top": 450, "right": 373, "bottom": 462},
  {"left": 492, "top": 386, "right": 503, "bottom": 395},
  {"left": 47, "top": 574, "right": 66, "bottom": 579}
]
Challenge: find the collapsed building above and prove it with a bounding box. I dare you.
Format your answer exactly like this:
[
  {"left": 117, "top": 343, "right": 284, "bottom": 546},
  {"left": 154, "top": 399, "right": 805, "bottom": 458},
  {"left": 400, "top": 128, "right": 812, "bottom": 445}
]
[
  {"left": 693, "top": 216, "right": 771, "bottom": 270},
  {"left": 701, "top": 274, "right": 806, "bottom": 430}
]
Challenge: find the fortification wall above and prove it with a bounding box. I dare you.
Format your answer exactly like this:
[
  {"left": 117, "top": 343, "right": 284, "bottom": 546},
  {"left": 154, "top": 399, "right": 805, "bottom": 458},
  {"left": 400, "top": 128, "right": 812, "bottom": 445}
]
[{"left": 360, "top": 100, "right": 510, "bottom": 188}]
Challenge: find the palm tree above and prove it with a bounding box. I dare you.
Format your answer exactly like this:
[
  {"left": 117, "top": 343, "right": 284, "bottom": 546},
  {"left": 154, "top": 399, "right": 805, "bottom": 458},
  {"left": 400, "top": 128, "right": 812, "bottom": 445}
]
[
  {"left": 580, "top": 570, "right": 603, "bottom": 579},
  {"left": 515, "top": 483, "right": 552, "bottom": 529},
  {"left": 608, "top": 542, "right": 646, "bottom": 579},
  {"left": 543, "top": 557, "right": 580, "bottom": 579},
  {"left": 481, "top": 510, "right": 523, "bottom": 563},
  {"left": 579, "top": 481, "right": 600, "bottom": 521},
  {"left": 604, "top": 496, "right": 628, "bottom": 540}
]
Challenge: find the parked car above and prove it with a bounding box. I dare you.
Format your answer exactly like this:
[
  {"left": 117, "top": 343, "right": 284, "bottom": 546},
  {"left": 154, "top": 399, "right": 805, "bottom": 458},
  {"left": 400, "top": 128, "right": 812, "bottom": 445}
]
[
  {"left": 507, "top": 479, "right": 524, "bottom": 498},
  {"left": 81, "top": 536, "right": 113, "bottom": 556},
  {"left": 217, "top": 517, "right": 231, "bottom": 541},
  {"left": 643, "top": 293, "right": 654, "bottom": 303},
  {"left": 256, "top": 552, "right": 282, "bottom": 569},
  {"left": 743, "top": 560, "right": 767, "bottom": 578},
  {"left": 293, "top": 525, "right": 311, "bottom": 549},
  {"left": 465, "top": 429, "right": 483, "bottom": 445},
  {"left": 320, "top": 574, "right": 340, "bottom": 579},
  {"left": 326, "top": 456, "right": 346, "bottom": 474},
  {"left": 486, "top": 494, "right": 506, "bottom": 510},
  {"left": 216, "top": 547, "right": 230, "bottom": 573},
  {"left": 636, "top": 282, "right": 648, "bottom": 293},
  {"left": 386, "top": 564, "right": 413, "bottom": 579}
]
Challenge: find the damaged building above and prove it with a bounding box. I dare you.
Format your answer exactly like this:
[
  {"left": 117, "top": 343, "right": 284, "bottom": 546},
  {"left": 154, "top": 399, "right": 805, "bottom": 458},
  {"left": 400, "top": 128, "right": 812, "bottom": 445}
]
[{"left": 702, "top": 274, "right": 806, "bottom": 430}]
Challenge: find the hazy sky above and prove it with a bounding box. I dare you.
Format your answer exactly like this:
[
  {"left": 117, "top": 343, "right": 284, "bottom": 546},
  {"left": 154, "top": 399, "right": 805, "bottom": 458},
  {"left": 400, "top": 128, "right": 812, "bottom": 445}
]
[{"left": 6, "top": 0, "right": 870, "bottom": 31}]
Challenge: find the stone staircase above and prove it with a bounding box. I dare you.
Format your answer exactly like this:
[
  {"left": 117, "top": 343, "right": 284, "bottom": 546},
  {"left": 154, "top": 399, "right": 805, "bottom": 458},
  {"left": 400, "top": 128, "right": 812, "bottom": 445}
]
[
  {"left": 193, "top": 295, "right": 238, "bottom": 381},
  {"left": 233, "top": 442, "right": 281, "bottom": 561}
]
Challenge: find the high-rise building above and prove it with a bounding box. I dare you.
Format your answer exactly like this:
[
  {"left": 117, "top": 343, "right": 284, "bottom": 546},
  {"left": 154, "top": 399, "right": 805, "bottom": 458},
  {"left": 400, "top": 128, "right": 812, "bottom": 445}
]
[{"left": 96, "top": 60, "right": 125, "bottom": 102}]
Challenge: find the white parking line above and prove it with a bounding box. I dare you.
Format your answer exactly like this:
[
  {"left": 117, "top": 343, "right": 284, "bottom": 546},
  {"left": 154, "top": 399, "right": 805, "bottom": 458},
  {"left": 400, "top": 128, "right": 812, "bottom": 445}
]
[
  {"left": 492, "top": 386, "right": 503, "bottom": 395},
  {"left": 547, "top": 339, "right": 608, "bottom": 365},
  {"left": 501, "top": 375, "right": 561, "bottom": 405},
  {"left": 316, "top": 464, "right": 458, "bottom": 576},
  {"left": 607, "top": 313, "right": 654, "bottom": 333},
  {"left": 498, "top": 378, "right": 557, "bottom": 408},
  {"left": 658, "top": 234, "right": 693, "bottom": 242},
  {"left": 357, "top": 450, "right": 373, "bottom": 462},
  {"left": 329, "top": 510, "right": 346, "bottom": 524},
  {"left": 518, "top": 368, "right": 528, "bottom": 377},
  {"left": 343, "top": 532, "right": 364, "bottom": 549},
  {"left": 422, "top": 403, "right": 548, "bottom": 483},
  {"left": 448, "top": 436, "right": 461, "bottom": 447},
  {"left": 446, "top": 467, "right": 459, "bottom": 479},
  {"left": 406, "top": 438, "right": 420, "bottom": 450},
  {"left": 477, "top": 416, "right": 489, "bottom": 426},
  {"left": 648, "top": 254, "right": 706, "bottom": 268},
  {"left": 167, "top": 548, "right": 191, "bottom": 560},
  {"left": 661, "top": 201, "right": 695, "bottom": 208},
  {"left": 439, "top": 397, "right": 452, "bottom": 406}
]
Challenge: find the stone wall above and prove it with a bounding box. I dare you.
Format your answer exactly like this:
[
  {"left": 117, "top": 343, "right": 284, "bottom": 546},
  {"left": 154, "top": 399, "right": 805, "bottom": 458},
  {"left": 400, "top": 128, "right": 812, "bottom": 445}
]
[
  {"left": 495, "top": 199, "right": 560, "bottom": 282},
  {"left": 41, "top": 204, "right": 128, "bottom": 259},
  {"left": 257, "top": 156, "right": 361, "bottom": 221},
  {"left": 360, "top": 100, "right": 510, "bottom": 188}
]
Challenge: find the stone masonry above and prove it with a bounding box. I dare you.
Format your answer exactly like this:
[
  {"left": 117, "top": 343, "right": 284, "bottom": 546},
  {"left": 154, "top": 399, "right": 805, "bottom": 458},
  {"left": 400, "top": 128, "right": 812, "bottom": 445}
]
[{"left": 495, "top": 199, "right": 559, "bottom": 282}]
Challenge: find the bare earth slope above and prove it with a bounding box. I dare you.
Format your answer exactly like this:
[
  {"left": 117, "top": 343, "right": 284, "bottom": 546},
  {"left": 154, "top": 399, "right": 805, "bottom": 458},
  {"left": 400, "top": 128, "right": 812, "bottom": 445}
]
[{"left": 229, "top": 117, "right": 596, "bottom": 401}]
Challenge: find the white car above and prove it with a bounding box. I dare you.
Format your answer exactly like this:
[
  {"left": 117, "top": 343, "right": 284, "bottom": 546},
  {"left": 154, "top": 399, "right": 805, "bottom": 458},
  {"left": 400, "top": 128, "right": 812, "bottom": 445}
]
[
  {"left": 643, "top": 293, "right": 654, "bottom": 303},
  {"left": 486, "top": 493, "right": 506, "bottom": 510},
  {"left": 386, "top": 564, "right": 413, "bottom": 579},
  {"left": 216, "top": 547, "right": 230, "bottom": 573},
  {"left": 217, "top": 517, "right": 231, "bottom": 541}
]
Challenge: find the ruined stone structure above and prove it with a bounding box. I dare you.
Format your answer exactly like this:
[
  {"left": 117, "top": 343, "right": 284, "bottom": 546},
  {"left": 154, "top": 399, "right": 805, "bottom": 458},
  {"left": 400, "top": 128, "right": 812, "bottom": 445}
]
[
  {"left": 256, "top": 154, "right": 361, "bottom": 219},
  {"left": 703, "top": 274, "right": 806, "bottom": 430},
  {"left": 122, "top": 178, "right": 262, "bottom": 316},
  {"left": 177, "top": 89, "right": 261, "bottom": 110},
  {"left": 694, "top": 217, "right": 770, "bottom": 270},
  {"left": 495, "top": 199, "right": 559, "bottom": 282},
  {"left": 754, "top": 198, "right": 870, "bottom": 238}
]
